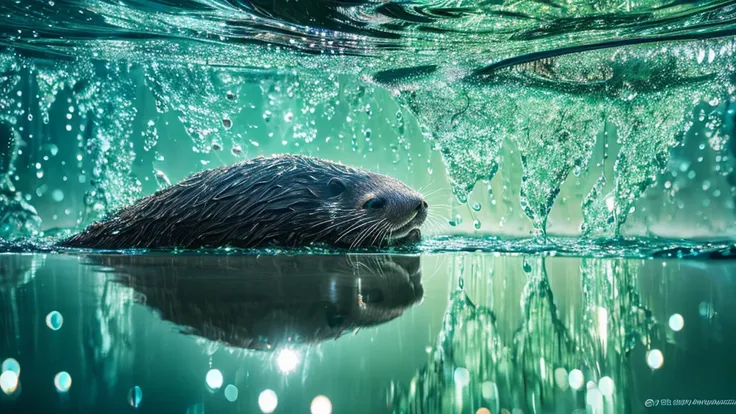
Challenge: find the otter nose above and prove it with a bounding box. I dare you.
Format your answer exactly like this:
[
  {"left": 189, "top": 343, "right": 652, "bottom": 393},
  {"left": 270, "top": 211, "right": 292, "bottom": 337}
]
[{"left": 416, "top": 200, "right": 428, "bottom": 212}]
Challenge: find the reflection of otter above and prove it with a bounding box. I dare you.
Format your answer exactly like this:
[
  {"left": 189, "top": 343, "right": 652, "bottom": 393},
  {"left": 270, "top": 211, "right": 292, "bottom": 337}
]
[
  {"left": 62, "top": 154, "right": 428, "bottom": 250},
  {"left": 0, "top": 254, "right": 43, "bottom": 291},
  {"left": 84, "top": 254, "right": 423, "bottom": 350}
]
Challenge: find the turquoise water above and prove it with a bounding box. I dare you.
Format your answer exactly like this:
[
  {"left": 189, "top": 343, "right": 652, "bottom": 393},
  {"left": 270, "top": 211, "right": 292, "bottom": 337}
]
[
  {"left": 2, "top": 0, "right": 736, "bottom": 413},
  {"left": 2, "top": 253, "right": 736, "bottom": 413}
]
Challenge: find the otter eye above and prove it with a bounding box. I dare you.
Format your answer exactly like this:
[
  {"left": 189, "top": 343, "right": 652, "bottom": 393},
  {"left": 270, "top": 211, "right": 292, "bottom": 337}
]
[
  {"left": 328, "top": 178, "right": 346, "bottom": 196},
  {"left": 362, "top": 197, "right": 386, "bottom": 209}
]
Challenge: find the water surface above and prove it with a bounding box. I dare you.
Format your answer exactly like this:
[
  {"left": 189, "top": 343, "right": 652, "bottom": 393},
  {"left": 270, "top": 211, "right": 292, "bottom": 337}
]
[{"left": 1, "top": 252, "right": 735, "bottom": 413}]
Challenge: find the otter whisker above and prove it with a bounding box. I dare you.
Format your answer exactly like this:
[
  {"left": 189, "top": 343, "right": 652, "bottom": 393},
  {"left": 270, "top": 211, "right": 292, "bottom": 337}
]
[
  {"left": 426, "top": 216, "right": 444, "bottom": 235},
  {"left": 334, "top": 217, "right": 378, "bottom": 244},
  {"left": 352, "top": 219, "right": 384, "bottom": 249},
  {"left": 311, "top": 213, "right": 366, "bottom": 236},
  {"left": 370, "top": 220, "right": 391, "bottom": 247},
  {"left": 371, "top": 220, "right": 393, "bottom": 247},
  {"left": 353, "top": 220, "right": 383, "bottom": 249},
  {"left": 421, "top": 188, "right": 445, "bottom": 199},
  {"left": 416, "top": 181, "right": 436, "bottom": 195},
  {"left": 426, "top": 218, "right": 447, "bottom": 229},
  {"left": 341, "top": 217, "right": 381, "bottom": 248}
]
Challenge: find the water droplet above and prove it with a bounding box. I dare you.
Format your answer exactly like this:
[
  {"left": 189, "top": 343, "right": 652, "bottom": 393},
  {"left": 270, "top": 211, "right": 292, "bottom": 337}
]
[
  {"left": 669, "top": 313, "right": 685, "bottom": 331},
  {"left": 54, "top": 372, "right": 71, "bottom": 393},
  {"left": 473, "top": 220, "right": 481, "bottom": 230},
  {"left": 52, "top": 189, "right": 64, "bottom": 202},
  {"left": 276, "top": 349, "right": 299, "bottom": 373},
  {"left": 453, "top": 368, "right": 470, "bottom": 387},
  {"left": 554, "top": 368, "right": 568, "bottom": 390},
  {"left": 224, "top": 384, "right": 239, "bottom": 402},
  {"left": 568, "top": 369, "right": 584, "bottom": 390},
  {"left": 128, "top": 386, "right": 142, "bottom": 408},
  {"left": 481, "top": 381, "right": 498, "bottom": 399},
  {"left": 226, "top": 91, "right": 236, "bottom": 101},
  {"left": 698, "top": 302, "right": 714, "bottom": 318},
  {"left": 258, "top": 389, "right": 277, "bottom": 412},
  {"left": 522, "top": 261, "right": 532, "bottom": 273},
  {"left": 598, "top": 377, "right": 614, "bottom": 396},
  {"left": 310, "top": 395, "right": 332, "bottom": 414},
  {"left": 646, "top": 349, "right": 664, "bottom": 369},
  {"left": 205, "top": 369, "right": 223, "bottom": 390},
  {"left": 263, "top": 111, "right": 272, "bottom": 122},
  {"left": 471, "top": 202, "right": 481, "bottom": 211},
  {"left": 0, "top": 371, "right": 18, "bottom": 395},
  {"left": 232, "top": 145, "right": 243, "bottom": 155},
  {"left": 284, "top": 112, "right": 293, "bottom": 122},
  {"left": 155, "top": 170, "right": 171, "bottom": 186},
  {"left": 1, "top": 359, "right": 20, "bottom": 377},
  {"left": 222, "top": 118, "right": 232, "bottom": 129},
  {"left": 45, "top": 311, "right": 63, "bottom": 330}
]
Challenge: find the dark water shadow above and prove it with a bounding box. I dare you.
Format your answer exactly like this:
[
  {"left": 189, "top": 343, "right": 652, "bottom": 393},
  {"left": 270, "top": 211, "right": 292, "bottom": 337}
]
[{"left": 80, "top": 253, "right": 424, "bottom": 351}]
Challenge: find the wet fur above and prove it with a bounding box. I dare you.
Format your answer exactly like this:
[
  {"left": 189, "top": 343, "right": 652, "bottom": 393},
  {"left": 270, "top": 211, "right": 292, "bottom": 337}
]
[{"left": 61, "top": 154, "right": 426, "bottom": 249}]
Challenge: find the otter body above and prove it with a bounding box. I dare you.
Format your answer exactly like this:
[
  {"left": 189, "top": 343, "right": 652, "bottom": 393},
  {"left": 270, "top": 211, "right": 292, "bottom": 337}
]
[{"left": 62, "top": 154, "right": 427, "bottom": 249}]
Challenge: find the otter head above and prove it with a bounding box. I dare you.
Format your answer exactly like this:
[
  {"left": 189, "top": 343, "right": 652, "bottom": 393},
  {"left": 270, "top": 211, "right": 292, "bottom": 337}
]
[{"left": 322, "top": 165, "right": 428, "bottom": 248}]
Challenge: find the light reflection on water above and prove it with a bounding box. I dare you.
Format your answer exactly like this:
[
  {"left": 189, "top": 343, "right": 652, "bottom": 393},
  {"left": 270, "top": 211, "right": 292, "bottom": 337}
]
[{"left": 0, "top": 253, "right": 734, "bottom": 413}]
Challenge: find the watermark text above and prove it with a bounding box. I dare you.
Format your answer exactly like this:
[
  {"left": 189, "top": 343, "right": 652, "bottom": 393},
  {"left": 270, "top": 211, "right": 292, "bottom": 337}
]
[{"left": 645, "top": 399, "right": 736, "bottom": 408}]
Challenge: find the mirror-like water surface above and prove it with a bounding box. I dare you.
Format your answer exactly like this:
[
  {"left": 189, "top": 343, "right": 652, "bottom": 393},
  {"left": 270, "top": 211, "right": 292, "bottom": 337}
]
[{"left": 1, "top": 253, "right": 735, "bottom": 413}]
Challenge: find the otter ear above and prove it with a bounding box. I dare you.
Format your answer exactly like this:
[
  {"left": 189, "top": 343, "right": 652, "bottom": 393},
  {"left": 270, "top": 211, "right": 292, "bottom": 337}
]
[{"left": 328, "top": 177, "right": 346, "bottom": 196}]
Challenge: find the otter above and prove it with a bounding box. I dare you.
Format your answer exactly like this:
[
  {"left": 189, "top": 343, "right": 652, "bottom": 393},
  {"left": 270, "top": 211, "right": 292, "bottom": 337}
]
[{"left": 61, "top": 154, "right": 428, "bottom": 249}]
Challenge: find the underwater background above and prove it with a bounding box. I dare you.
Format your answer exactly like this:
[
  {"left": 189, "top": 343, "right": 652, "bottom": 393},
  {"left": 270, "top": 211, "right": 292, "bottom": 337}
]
[{"left": 2, "top": 0, "right": 736, "bottom": 413}]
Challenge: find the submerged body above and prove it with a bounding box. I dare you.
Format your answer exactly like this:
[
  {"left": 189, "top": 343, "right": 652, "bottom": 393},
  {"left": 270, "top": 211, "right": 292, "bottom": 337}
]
[{"left": 61, "top": 154, "right": 427, "bottom": 249}]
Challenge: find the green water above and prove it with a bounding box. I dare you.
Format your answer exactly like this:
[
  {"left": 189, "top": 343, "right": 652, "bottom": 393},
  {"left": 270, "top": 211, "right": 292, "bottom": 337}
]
[
  {"left": 2, "top": 0, "right": 736, "bottom": 413},
  {"left": 1, "top": 253, "right": 735, "bottom": 413}
]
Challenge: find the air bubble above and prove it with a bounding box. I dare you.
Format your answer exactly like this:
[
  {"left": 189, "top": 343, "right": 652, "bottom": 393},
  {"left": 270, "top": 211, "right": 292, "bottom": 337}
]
[
  {"left": 54, "top": 372, "right": 71, "bottom": 393},
  {"left": 258, "top": 389, "right": 277, "bottom": 412},
  {"left": 46, "top": 311, "right": 63, "bottom": 330},
  {"left": 128, "top": 386, "right": 143, "bottom": 408},
  {"left": 224, "top": 384, "right": 238, "bottom": 402},
  {"left": 205, "top": 369, "right": 223, "bottom": 390}
]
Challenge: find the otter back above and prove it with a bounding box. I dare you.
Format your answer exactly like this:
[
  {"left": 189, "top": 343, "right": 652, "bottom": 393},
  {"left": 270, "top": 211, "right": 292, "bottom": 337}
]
[{"left": 60, "top": 154, "right": 426, "bottom": 250}]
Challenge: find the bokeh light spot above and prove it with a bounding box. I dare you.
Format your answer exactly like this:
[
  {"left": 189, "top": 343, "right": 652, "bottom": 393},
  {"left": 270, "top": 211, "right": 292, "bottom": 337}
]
[
  {"left": 46, "top": 311, "right": 63, "bottom": 330},
  {"left": 258, "top": 389, "right": 278, "bottom": 413},
  {"left": 311, "top": 395, "right": 332, "bottom": 414},
  {"left": 54, "top": 371, "right": 71, "bottom": 393},
  {"left": 206, "top": 369, "right": 223, "bottom": 390}
]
